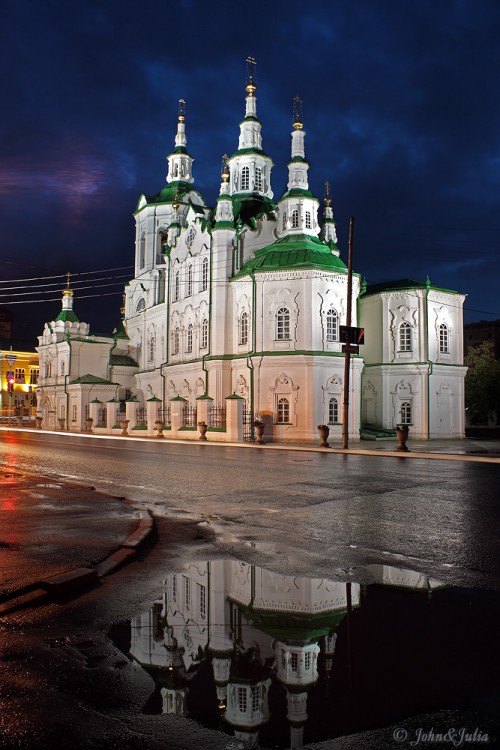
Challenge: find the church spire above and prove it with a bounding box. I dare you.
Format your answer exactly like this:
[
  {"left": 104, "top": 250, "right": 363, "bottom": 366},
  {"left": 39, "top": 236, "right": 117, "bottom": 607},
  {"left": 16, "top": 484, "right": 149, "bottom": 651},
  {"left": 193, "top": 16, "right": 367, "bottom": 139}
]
[
  {"left": 166, "top": 99, "right": 194, "bottom": 185},
  {"left": 321, "top": 181, "right": 340, "bottom": 254},
  {"left": 277, "top": 97, "right": 320, "bottom": 238},
  {"left": 215, "top": 154, "right": 234, "bottom": 227},
  {"left": 228, "top": 57, "right": 274, "bottom": 199},
  {"left": 55, "top": 272, "right": 79, "bottom": 323}
]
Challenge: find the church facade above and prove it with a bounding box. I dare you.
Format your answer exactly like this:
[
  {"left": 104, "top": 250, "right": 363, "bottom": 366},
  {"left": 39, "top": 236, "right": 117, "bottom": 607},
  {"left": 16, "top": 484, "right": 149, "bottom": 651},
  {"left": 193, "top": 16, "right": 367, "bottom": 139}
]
[{"left": 36, "top": 70, "right": 466, "bottom": 442}]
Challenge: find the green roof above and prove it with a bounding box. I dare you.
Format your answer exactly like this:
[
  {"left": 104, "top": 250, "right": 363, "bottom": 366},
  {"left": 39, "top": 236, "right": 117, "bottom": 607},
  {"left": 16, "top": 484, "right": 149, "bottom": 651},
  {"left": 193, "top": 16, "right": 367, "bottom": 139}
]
[
  {"left": 113, "top": 320, "right": 129, "bottom": 340},
  {"left": 110, "top": 354, "right": 138, "bottom": 367},
  {"left": 361, "top": 278, "right": 461, "bottom": 297},
  {"left": 69, "top": 374, "right": 117, "bottom": 385},
  {"left": 229, "top": 193, "right": 277, "bottom": 228},
  {"left": 233, "top": 234, "right": 347, "bottom": 277},
  {"left": 234, "top": 604, "right": 351, "bottom": 643},
  {"left": 55, "top": 309, "right": 79, "bottom": 323},
  {"left": 136, "top": 181, "right": 205, "bottom": 212}
]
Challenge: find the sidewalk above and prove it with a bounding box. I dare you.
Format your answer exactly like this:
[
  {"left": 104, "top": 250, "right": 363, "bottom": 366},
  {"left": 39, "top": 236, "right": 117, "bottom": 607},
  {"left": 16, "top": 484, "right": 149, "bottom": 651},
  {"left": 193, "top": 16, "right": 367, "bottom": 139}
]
[{"left": 0, "top": 473, "right": 154, "bottom": 615}]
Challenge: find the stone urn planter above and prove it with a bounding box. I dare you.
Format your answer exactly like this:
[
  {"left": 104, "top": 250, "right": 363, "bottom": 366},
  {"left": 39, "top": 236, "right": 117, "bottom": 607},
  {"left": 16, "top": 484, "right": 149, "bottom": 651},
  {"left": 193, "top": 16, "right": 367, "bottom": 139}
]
[
  {"left": 35, "top": 415, "right": 43, "bottom": 430},
  {"left": 120, "top": 418, "right": 129, "bottom": 436},
  {"left": 198, "top": 421, "right": 208, "bottom": 441},
  {"left": 154, "top": 419, "right": 164, "bottom": 438},
  {"left": 317, "top": 424, "right": 330, "bottom": 448},
  {"left": 85, "top": 417, "right": 94, "bottom": 433},
  {"left": 395, "top": 424, "right": 410, "bottom": 452},
  {"left": 254, "top": 420, "right": 265, "bottom": 445},
  {"left": 58, "top": 418, "right": 66, "bottom": 431}
]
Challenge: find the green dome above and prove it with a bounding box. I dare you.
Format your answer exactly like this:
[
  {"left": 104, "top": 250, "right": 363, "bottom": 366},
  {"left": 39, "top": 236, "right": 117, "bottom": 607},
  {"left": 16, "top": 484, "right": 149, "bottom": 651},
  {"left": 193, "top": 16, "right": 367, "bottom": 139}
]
[{"left": 233, "top": 234, "right": 346, "bottom": 277}]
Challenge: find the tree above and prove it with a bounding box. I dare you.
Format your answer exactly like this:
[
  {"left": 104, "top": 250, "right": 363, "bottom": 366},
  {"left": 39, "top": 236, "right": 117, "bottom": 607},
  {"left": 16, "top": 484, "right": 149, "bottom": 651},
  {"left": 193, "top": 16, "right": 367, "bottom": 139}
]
[{"left": 465, "top": 341, "right": 500, "bottom": 424}]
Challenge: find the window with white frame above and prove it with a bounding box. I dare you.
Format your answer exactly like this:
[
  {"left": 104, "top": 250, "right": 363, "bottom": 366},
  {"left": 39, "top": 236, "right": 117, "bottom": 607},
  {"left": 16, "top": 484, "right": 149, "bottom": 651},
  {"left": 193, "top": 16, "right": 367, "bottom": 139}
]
[
  {"left": 148, "top": 335, "right": 155, "bottom": 362},
  {"left": 291, "top": 209, "right": 299, "bottom": 229},
  {"left": 174, "top": 271, "right": 180, "bottom": 301},
  {"left": 400, "top": 401, "right": 412, "bottom": 425},
  {"left": 290, "top": 652, "right": 298, "bottom": 672},
  {"left": 186, "top": 324, "right": 193, "bottom": 353},
  {"left": 241, "top": 166, "right": 250, "bottom": 190},
  {"left": 255, "top": 166, "right": 262, "bottom": 191},
  {"left": 304, "top": 651, "right": 311, "bottom": 670},
  {"left": 201, "top": 318, "right": 208, "bottom": 349},
  {"left": 173, "top": 327, "right": 180, "bottom": 355},
  {"left": 72, "top": 405, "right": 77, "bottom": 422},
  {"left": 326, "top": 308, "right": 339, "bottom": 341},
  {"left": 238, "top": 687, "right": 247, "bottom": 713},
  {"left": 240, "top": 311, "right": 249, "bottom": 345},
  {"left": 172, "top": 575, "right": 177, "bottom": 602},
  {"left": 329, "top": 396, "right": 339, "bottom": 423},
  {"left": 136, "top": 297, "right": 145, "bottom": 313},
  {"left": 399, "top": 321, "right": 412, "bottom": 351},
  {"left": 276, "top": 307, "right": 290, "bottom": 340},
  {"left": 201, "top": 257, "right": 208, "bottom": 291},
  {"left": 187, "top": 265, "right": 193, "bottom": 296},
  {"left": 251, "top": 685, "right": 260, "bottom": 711},
  {"left": 277, "top": 397, "right": 290, "bottom": 424},
  {"left": 439, "top": 323, "right": 449, "bottom": 353},
  {"left": 305, "top": 211, "right": 312, "bottom": 229},
  {"left": 198, "top": 583, "right": 206, "bottom": 620},
  {"left": 282, "top": 211, "right": 287, "bottom": 230},
  {"left": 60, "top": 361, "right": 65, "bottom": 376},
  {"left": 183, "top": 576, "right": 191, "bottom": 610},
  {"left": 186, "top": 226, "right": 195, "bottom": 247},
  {"left": 139, "top": 233, "right": 145, "bottom": 269}
]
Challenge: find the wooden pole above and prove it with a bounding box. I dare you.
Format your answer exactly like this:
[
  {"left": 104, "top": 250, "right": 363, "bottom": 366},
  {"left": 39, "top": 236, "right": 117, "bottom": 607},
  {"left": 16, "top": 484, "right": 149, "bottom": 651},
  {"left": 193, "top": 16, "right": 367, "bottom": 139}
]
[{"left": 342, "top": 217, "right": 354, "bottom": 450}]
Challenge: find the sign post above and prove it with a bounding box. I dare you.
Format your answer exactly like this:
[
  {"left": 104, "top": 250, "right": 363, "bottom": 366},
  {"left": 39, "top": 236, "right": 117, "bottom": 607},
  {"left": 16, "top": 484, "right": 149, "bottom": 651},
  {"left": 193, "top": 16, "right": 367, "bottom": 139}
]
[{"left": 342, "top": 218, "right": 355, "bottom": 449}]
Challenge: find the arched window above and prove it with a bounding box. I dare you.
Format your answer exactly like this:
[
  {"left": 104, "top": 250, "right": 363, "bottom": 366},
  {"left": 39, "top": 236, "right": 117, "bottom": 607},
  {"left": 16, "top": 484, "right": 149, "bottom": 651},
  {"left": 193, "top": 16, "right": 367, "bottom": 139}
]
[
  {"left": 255, "top": 167, "right": 262, "bottom": 191},
  {"left": 174, "top": 271, "right": 180, "bottom": 302},
  {"left": 136, "top": 297, "right": 146, "bottom": 313},
  {"left": 291, "top": 209, "right": 299, "bottom": 229},
  {"left": 400, "top": 401, "right": 412, "bottom": 425},
  {"left": 240, "top": 312, "right": 249, "bottom": 345},
  {"left": 305, "top": 211, "right": 312, "bottom": 229},
  {"left": 329, "top": 397, "right": 339, "bottom": 424},
  {"left": 187, "top": 265, "right": 193, "bottom": 296},
  {"left": 201, "top": 318, "right": 208, "bottom": 349},
  {"left": 60, "top": 360, "right": 65, "bottom": 376},
  {"left": 282, "top": 212, "right": 287, "bottom": 230},
  {"left": 186, "top": 226, "right": 195, "bottom": 248},
  {"left": 277, "top": 397, "right": 290, "bottom": 424},
  {"left": 148, "top": 335, "right": 155, "bottom": 362},
  {"left": 173, "top": 327, "right": 180, "bottom": 356},
  {"left": 439, "top": 323, "right": 449, "bottom": 353},
  {"left": 241, "top": 166, "right": 250, "bottom": 191},
  {"left": 326, "top": 308, "right": 338, "bottom": 341},
  {"left": 276, "top": 307, "right": 290, "bottom": 340},
  {"left": 139, "top": 233, "right": 145, "bottom": 269},
  {"left": 201, "top": 257, "right": 209, "bottom": 291},
  {"left": 399, "top": 321, "right": 412, "bottom": 351},
  {"left": 186, "top": 324, "right": 193, "bottom": 353}
]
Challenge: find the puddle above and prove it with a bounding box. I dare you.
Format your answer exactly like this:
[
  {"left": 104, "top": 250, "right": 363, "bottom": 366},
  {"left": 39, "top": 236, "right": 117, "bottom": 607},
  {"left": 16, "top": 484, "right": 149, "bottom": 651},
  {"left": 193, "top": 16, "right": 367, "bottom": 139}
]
[{"left": 113, "top": 560, "right": 499, "bottom": 748}]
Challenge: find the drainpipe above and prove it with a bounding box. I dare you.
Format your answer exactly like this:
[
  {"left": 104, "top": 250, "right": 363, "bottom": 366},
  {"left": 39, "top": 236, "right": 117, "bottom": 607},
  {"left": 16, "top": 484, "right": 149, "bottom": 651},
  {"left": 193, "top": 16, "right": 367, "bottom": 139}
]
[
  {"left": 64, "top": 335, "right": 72, "bottom": 430},
  {"left": 160, "top": 250, "right": 171, "bottom": 409}
]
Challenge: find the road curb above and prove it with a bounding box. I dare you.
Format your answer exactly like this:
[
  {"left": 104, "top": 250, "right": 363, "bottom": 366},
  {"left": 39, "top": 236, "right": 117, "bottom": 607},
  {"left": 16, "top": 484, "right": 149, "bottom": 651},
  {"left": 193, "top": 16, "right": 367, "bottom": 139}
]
[{"left": 0, "top": 509, "right": 155, "bottom": 617}]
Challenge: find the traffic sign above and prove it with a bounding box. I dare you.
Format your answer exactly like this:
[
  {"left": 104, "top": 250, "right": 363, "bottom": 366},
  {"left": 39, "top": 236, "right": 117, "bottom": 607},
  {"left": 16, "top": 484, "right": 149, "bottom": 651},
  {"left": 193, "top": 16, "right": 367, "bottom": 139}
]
[
  {"left": 5, "top": 354, "right": 17, "bottom": 367},
  {"left": 341, "top": 344, "right": 359, "bottom": 355},
  {"left": 6, "top": 371, "right": 14, "bottom": 380},
  {"left": 339, "top": 325, "right": 365, "bottom": 345}
]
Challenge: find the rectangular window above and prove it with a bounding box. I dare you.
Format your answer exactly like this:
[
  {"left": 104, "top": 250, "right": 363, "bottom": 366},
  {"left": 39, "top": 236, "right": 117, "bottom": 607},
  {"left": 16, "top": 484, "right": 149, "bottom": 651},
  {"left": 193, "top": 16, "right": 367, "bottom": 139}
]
[
  {"left": 30, "top": 369, "right": 39, "bottom": 384},
  {"left": 290, "top": 652, "right": 298, "bottom": 672},
  {"left": 304, "top": 651, "right": 311, "bottom": 670},
  {"left": 172, "top": 575, "right": 177, "bottom": 603},
  {"left": 198, "top": 583, "right": 206, "bottom": 619},
  {"left": 183, "top": 576, "right": 191, "bottom": 610},
  {"left": 251, "top": 685, "right": 260, "bottom": 711},
  {"left": 238, "top": 687, "right": 247, "bottom": 713},
  {"left": 72, "top": 405, "right": 77, "bottom": 422},
  {"left": 15, "top": 368, "right": 25, "bottom": 383}
]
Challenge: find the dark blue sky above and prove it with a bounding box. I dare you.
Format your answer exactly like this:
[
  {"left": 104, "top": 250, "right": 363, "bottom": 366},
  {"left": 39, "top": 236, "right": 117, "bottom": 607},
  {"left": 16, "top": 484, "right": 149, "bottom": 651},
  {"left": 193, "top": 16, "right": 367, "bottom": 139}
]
[{"left": 1, "top": 0, "right": 499, "bottom": 341}]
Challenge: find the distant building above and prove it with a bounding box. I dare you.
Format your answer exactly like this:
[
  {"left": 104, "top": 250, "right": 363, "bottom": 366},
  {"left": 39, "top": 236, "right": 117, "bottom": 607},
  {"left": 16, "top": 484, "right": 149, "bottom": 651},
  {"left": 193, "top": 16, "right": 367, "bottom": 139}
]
[
  {"left": 0, "top": 341, "right": 39, "bottom": 418},
  {"left": 0, "top": 308, "right": 13, "bottom": 340},
  {"left": 464, "top": 319, "right": 500, "bottom": 359},
  {"left": 36, "top": 68, "right": 467, "bottom": 441}
]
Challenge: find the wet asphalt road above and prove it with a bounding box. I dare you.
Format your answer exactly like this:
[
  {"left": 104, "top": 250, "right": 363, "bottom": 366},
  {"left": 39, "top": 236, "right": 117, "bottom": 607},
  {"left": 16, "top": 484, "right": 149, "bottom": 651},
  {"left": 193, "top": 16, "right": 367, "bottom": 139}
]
[
  {"left": 0, "top": 430, "right": 499, "bottom": 590},
  {"left": 1, "top": 430, "right": 500, "bottom": 750}
]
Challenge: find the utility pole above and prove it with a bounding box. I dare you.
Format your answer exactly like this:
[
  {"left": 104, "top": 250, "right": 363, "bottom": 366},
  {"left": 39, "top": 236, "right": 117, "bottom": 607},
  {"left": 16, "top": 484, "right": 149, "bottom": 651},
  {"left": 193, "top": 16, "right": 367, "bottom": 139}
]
[{"left": 342, "top": 217, "right": 354, "bottom": 450}]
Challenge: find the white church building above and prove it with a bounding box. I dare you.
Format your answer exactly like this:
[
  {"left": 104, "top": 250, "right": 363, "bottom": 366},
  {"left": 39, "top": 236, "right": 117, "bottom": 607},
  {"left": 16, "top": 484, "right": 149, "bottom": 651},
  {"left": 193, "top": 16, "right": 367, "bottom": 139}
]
[{"left": 36, "top": 67, "right": 467, "bottom": 443}]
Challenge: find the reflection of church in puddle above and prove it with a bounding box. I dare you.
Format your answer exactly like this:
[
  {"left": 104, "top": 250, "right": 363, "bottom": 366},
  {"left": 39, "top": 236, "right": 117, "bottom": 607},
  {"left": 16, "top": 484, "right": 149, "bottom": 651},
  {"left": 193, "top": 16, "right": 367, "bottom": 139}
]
[{"left": 130, "top": 561, "right": 443, "bottom": 748}]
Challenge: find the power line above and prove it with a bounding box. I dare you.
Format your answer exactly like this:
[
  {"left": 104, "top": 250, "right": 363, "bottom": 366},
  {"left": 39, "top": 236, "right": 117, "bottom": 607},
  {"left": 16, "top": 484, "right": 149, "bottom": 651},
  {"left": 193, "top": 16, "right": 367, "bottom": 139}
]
[{"left": 0, "top": 264, "right": 133, "bottom": 284}]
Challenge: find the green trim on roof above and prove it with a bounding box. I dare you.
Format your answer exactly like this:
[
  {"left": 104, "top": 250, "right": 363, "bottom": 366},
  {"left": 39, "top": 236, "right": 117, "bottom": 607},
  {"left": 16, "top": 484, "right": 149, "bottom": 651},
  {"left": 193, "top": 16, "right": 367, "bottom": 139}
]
[
  {"left": 55, "top": 309, "right": 79, "bottom": 323},
  {"left": 226, "top": 393, "right": 244, "bottom": 400},
  {"left": 113, "top": 320, "right": 129, "bottom": 340},
  {"left": 110, "top": 354, "right": 138, "bottom": 367},
  {"left": 90, "top": 398, "right": 102, "bottom": 403},
  {"left": 361, "top": 278, "right": 462, "bottom": 297},
  {"left": 233, "top": 603, "right": 351, "bottom": 643},
  {"left": 228, "top": 193, "right": 276, "bottom": 228},
  {"left": 171, "top": 145, "right": 188, "bottom": 154},
  {"left": 232, "top": 233, "right": 347, "bottom": 276},
  {"left": 135, "top": 181, "right": 205, "bottom": 212},
  {"left": 170, "top": 395, "right": 187, "bottom": 401},
  {"left": 69, "top": 374, "right": 117, "bottom": 385},
  {"left": 214, "top": 220, "right": 235, "bottom": 230},
  {"left": 288, "top": 156, "right": 309, "bottom": 164},
  {"left": 147, "top": 396, "right": 161, "bottom": 402},
  {"left": 279, "top": 188, "right": 317, "bottom": 201}
]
